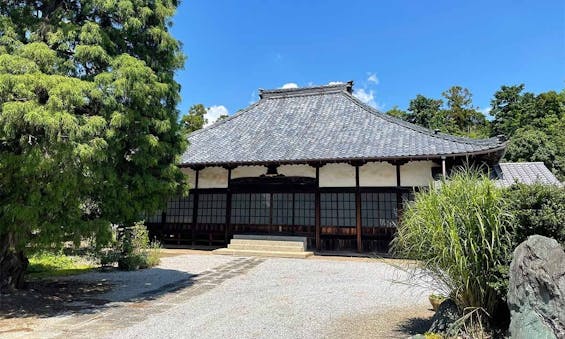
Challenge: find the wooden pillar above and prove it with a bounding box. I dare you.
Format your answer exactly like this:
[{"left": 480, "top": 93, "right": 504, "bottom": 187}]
[
  {"left": 191, "top": 169, "right": 200, "bottom": 246},
  {"left": 269, "top": 192, "right": 274, "bottom": 233},
  {"left": 355, "top": 165, "right": 362, "bottom": 252},
  {"left": 396, "top": 163, "right": 401, "bottom": 187},
  {"left": 441, "top": 156, "right": 447, "bottom": 178},
  {"left": 315, "top": 166, "right": 321, "bottom": 251},
  {"left": 225, "top": 167, "right": 232, "bottom": 243},
  {"left": 395, "top": 162, "right": 403, "bottom": 222}
]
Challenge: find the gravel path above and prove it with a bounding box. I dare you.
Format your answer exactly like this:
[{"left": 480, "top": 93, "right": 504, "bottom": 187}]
[
  {"left": 3, "top": 254, "right": 438, "bottom": 338},
  {"left": 108, "top": 257, "right": 437, "bottom": 339},
  {"left": 63, "top": 254, "right": 235, "bottom": 302}
]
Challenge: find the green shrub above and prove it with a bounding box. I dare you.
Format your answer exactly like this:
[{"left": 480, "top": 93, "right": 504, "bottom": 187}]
[
  {"left": 118, "top": 253, "right": 147, "bottom": 271},
  {"left": 391, "top": 170, "right": 514, "bottom": 325},
  {"left": 145, "top": 241, "right": 162, "bottom": 268},
  {"left": 504, "top": 183, "right": 565, "bottom": 246},
  {"left": 99, "top": 222, "right": 161, "bottom": 270},
  {"left": 118, "top": 222, "right": 161, "bottom": 270}
]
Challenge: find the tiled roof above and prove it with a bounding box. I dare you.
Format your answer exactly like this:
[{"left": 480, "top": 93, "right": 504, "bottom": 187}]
[
  {"left": 182, "top": 83, "right": 506, "bottom": 166},
  {"left": 494, "top": 162, "right": 562, "bottom": 187}
]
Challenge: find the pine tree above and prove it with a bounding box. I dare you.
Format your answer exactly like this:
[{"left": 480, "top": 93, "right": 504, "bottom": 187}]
[
  {"left": 0, "top": 1, "right": 187, "bottom": 289},
  {"left": 181, "top": 104, "right": 208, "bottom": 133}
]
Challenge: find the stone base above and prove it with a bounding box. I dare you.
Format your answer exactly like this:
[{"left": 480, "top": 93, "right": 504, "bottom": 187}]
[
  {"left": 213, "top": 235, "right": 313, "bottom": 259},
  {"left": 213, "top": 248, "right": 313, "bottom": 259}
]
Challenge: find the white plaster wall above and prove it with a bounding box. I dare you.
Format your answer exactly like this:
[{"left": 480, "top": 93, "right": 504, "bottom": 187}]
[
  {"left": 400, "top": 161, "right": 435, "bottom": 187},
  {"left": 278, "top": 164, "right": 316, "bottom": 178},
  {"left": 231, "top": 165, "right": 267, "bottom": 179},
  {"left": 359, "top": 162, "right": 396, "bottom": 187},
  {"left": 198, "top": 166, "right": 228, "bottom": 188},
  {"left": 319, "top": 163, "right": 356, "bottom": 187},
  {"left": 180, "top": 167, "right": 196, "bottom": 189}
]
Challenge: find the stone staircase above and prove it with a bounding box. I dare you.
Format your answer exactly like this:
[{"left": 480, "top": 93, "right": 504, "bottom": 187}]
[{"left": 213, "top": 235, "right": 314, "bottom": 259}]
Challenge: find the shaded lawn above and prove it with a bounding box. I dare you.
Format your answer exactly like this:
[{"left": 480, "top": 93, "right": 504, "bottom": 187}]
[{"left": 26, "top": 252, "right": 96, "bottom": 279}]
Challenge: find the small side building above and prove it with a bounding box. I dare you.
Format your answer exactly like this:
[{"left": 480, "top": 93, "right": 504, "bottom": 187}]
[{"left": 148, "top": 82, "right": 510, "bottom": 252}]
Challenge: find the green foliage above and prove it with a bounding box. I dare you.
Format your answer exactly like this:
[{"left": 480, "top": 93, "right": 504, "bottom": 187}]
[
  {"left": 389, "top": 83, "right": 565, "bottom": 179},
  {"left": 0, "top": 0, "right": 187, "bottom": 279},
  {"left": 115, "top": 222, "right": 161, "bottom": 270},
  {"left": 385, "top": 106, "right": 408, "bottom": 120},
  {"left": 490, "top": 84, "right": 529, "bottom": 137},
  {"left": 406, "top": 94, "right": 444, "bottom": 129},
  {"left": 491, "top": 85, "right": 565, "bottom": 180},
  {"left": 441, "top": 86, "right": 489, "bottom": 138},
  {"left": 504, "top": 183, "right": 565, "bottom": 246},
  {"left": 388, "top": 87, "right": 489, "bottom": 138},
  {"left": 181, "top": 104, "right": 207, "bottom": 133},
  {"left": 215, "top": 114, "right": 229, "bottom": 123},
  {"left": 391, "top": 170, "right": 514, "bottom": 319},
  {"left": 27, "top": 252, "right": 95, "bottom": 279},
  {"left": 505, "top": 129, "right": 563, "bottom": 178}
]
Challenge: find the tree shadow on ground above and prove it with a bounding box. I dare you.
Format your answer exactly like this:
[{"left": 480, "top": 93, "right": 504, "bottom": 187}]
[
  {"left": 395, "top": 316, "right": 433, "bottom": 336},
  {"left": 0, "top": 268, "right": 196, "bottom": 319}
]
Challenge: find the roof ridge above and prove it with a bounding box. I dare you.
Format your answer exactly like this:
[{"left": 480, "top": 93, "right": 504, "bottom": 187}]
[
  {"left": 189, "top": 83, "right": 353, "bottom": 137},
  {"left": 343, "top": 91, "right": 505, "bottom": 148},
  {"left": 259, "top": 81, "right": 353, "bottom": 99}
]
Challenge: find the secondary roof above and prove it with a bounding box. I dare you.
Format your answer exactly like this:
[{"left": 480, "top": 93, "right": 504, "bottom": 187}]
[
  {"left": 181, "top": 82, "right": 506, "bottom": 166},
  {"left": 494, "top": 162, "right": 562, "bottom": 187}
]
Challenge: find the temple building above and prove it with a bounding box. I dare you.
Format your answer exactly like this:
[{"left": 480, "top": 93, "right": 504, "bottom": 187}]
[{"left": 146, "top": 82, "right": 559, "bottom": 252}]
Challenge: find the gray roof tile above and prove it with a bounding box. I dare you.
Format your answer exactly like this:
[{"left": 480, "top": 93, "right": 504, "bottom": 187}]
[
  {"left": 494, "top": 162, "right": 562, "bottom": 187},
  {"left": 182, "top": 83, "right": 506, "bottom": 166}
]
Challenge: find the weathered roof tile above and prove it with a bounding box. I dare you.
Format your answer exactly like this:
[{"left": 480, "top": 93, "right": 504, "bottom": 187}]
[
  {"left": 494, "top": 162, "right": 562, "bottom": 187},
  {"left": 182, "top": 83, "right": 506, "bottom": 166}
]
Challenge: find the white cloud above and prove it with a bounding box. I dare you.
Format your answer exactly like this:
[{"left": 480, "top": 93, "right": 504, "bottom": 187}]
[
  {"left": 281, "top": 82, "right": 299, "bottom": 89},
  {"left": 353, "top": 88, "right": 384, "bottom": 110},
  {"left": 205, "top": 105, "right": 229, "bottom": 126},
  {"left": 354, "top": 88, "right": 376, "bottom": 106},
  {"left": 328, "top": 81, "right": 344, "bottom": 85},
  {"left": 249, "top": 90, "right": 258, "bottom": 104},
  {"left": 367, "top": 72, "right": 379, "bottom": 85}
]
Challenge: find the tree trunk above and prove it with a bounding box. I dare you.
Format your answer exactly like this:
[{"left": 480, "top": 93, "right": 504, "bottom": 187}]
[{"left": 0, "top": 232, "right": 28, "bottom": 291}]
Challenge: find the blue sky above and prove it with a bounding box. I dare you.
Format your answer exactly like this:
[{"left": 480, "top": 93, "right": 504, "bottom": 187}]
[{"left": 171, "top": 0, "right": 565, "bottom": 122}]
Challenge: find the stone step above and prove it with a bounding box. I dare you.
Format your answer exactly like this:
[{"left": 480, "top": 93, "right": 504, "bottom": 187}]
[
  {"left": 213, "top": 248, "right": 313, "bottom": 259},
  {"left": 229, "top": 240, "right": 305, "bottom": 248},
  {"left": 227, "top": 243, "right": 305, "bottom": 252},
  {"left": 229, "top": 239, "right": 306, "bottom": 249}
]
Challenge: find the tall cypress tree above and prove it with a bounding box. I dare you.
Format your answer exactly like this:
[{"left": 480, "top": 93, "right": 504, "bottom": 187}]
[{"left": 0, "top": 1, "right": 188, "bottom": 289}]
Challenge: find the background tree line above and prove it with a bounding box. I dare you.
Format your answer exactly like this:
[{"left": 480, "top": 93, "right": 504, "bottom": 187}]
[
  {"left": 386, "top": 85, "right": 565, "bottom": 181},
  {"left": 180, "top": 104, "right": 227, "bottom": 133}
]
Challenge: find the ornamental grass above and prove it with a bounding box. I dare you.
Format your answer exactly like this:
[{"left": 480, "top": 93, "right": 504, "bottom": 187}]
[{"left": 391, "top": 169, "right": 514, "bottom": 322}]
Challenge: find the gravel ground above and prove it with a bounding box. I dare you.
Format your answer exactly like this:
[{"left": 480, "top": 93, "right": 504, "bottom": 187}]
[
  {"left": 61, "top": 254, "right": 235, "bottom": 302},
  {"left": 107, "top": 257, "right": 438, "bottom": 339}
]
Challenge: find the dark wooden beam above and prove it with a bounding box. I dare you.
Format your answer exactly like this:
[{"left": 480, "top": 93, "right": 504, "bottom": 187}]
[
  {"left": 315, "top": 166, "right": 321, "bottom": 251},
  {"left": 396, "top": 163, "right": 401, "bottom": 187},
  {"left": 188, "top": 165, "right": 205, "bottom": 171},
  {"left": 355, "top": 165, "right": 362, "bottom": 252},
  {"left": 395, "top": 163, "right": 403, "bottom": 234},
  {"left": 349, "top": 159, "right": 366, "bottom": 167},
  {"left": 225, "top": 168, "right": 232, "bottom": 243},
  {"left": 191, "top": 169, "right": 200, "bottom": 245},
  {"left": 269, "top": 192, "right": 274, "bottom": 233}
]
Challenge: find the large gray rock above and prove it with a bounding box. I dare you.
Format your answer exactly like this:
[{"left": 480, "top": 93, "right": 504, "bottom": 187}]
[{"left": 507, "top": 235, "right": 565, "bottom": 339}]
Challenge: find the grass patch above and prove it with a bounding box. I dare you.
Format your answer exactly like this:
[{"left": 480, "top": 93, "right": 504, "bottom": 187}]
[{"left": 27, "top": 252, "right": 96, "bottom": 279}]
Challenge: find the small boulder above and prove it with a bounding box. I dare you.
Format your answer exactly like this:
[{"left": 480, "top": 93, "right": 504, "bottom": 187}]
[
  {"left": 507, "top": 235, "right": 565, "bottom": 339},
  {"left": 428, "top": 299, "right": 461, "bottom": 334}
]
